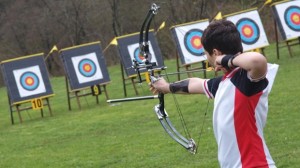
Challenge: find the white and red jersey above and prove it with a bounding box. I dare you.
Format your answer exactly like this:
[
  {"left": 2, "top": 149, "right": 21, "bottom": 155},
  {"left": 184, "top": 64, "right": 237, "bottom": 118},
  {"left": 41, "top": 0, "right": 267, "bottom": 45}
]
[{"left": 203, "top": 67, "right": 276, "bottom": 168}]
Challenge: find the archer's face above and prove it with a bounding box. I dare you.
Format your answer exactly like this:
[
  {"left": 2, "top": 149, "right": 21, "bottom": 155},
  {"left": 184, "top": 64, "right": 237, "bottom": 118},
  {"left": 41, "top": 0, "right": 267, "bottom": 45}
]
[{"left": 205, "top": 51, "right": 216, "bottom": 68}]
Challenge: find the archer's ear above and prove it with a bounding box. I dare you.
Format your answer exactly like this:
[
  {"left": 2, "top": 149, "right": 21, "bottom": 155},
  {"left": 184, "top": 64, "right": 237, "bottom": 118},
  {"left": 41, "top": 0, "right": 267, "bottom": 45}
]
[{"left": 212, "top": 49, "right": 222, "bottom": 56}]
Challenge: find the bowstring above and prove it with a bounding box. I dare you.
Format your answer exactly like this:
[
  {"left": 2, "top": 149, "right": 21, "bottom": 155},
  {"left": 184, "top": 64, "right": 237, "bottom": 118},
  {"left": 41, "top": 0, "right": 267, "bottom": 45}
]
[
  {"left": 195, "top": 70, "right": 223, "bottom": 153},
  {"left": 195, "top": 98, "right": 210, "bottom": 153},
  {"left": 163, "top": 68, "right": 192, "bottom": 140},
  {"left": 153, "top": 5, "right": 215, "bottom": 151},
  {"left": 159, "top": 15, "right": 212, "bottom": 150}
]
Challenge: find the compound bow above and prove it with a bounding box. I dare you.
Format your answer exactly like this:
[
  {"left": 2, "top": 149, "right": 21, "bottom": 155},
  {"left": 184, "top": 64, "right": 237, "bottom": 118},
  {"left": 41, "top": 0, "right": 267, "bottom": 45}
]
[{"left": 107, "top": 3, "right": 196, "bottom": 154}]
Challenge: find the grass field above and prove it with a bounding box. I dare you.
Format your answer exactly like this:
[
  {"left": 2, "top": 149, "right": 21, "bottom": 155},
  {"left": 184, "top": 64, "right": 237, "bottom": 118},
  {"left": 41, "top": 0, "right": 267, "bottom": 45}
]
[{"left": 0, "top": 43, "right": 299, "bottom": 168}]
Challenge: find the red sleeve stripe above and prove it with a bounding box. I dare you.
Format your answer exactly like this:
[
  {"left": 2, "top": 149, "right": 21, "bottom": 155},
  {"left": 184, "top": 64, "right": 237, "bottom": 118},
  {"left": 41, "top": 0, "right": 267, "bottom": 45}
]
[{"left": 204, "top": 80, "right": 213, "bottom": 99}]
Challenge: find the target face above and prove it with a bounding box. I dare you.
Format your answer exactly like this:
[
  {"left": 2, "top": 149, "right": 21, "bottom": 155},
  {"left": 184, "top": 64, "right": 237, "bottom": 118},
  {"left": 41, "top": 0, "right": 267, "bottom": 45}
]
[
  {"left": 172, "top": 20, "right": 209, "bottom": 64},
  {"left": 127, "top": 42, "right": 157, "bottom": 64},
  {"left": 226, "top": 10, "right": 269, "bottom": 51},
  {"left": 236, "top": 18, "right": 260, "bottom": 45},
  {"left": 272, "top": 1, "right": 300, "bottom": 40},
  {"left": 133, "top": 47, "right": 146, "bottom": 64},
  {"left": 71, "top": 52, "right": 103, "bottom": 84},
  {"left": 20, "top": 72, "right": 40, "bottom": 91},
  {"left": 78, "top": 58, "right": 97, "bottom": 77},
  {"left": 284, "top": 6, "right": 300, "bottom": 31},
  {"left": 184, "top": 29, "right": 204, "bottom": 56},
  {"left": 13, "top": 65, "right": 46, "bottom": 98}
]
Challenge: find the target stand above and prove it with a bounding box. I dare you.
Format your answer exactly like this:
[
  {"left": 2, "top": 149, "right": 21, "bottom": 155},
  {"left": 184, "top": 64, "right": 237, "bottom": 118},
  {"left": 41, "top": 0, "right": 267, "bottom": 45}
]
[
  {"left": 274, "top": 22, "right": 299, "bottom": 59},
  {"left": 59, "top": 41, "right": 111, "bottom": 111},
  {"left": 120, "top": 63, "right": 139, "bottom": 96},
  {"left": 8, "top": 95, "right": 53, "bottom": 124},
  {"left": 120, "top": 63, "right": 162, "bottom": 97},
  {"left": 175, "top": 52, "right": 209, "bottom": 80},
  {"left": 1, "top": 53, "right": 54, "bottom": 124},
  {"left": 64, "top": 76, "right": 109, "bottom": 110},
  {"left": 272, "top": 1, "right": 300, "bottom": 59}
]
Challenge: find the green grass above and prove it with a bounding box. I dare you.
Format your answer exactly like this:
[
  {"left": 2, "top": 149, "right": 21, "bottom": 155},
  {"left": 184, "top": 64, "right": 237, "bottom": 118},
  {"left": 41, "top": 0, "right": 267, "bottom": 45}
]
[{"left": 0, "top": 43, "right": 299, "bottom": 167}]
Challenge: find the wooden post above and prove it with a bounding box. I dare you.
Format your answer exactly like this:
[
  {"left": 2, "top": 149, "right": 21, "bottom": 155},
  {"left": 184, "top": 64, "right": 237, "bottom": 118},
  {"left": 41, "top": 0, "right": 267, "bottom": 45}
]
[
  {"left": 176, "top": 52, "right": 181, "bottom": 81},
  {"left": 7, "top": 93, "right": 14, "bottom": 124},
  {"left": 120, "top": 63, "right": 127, "bottom": 97},
  {"left": 75, "top": 91, "right": 81, "bottom": 110},
  {"left": 274, "top": 18, "right": 280, "bottom": 59},
  {"left": 16, "top": 105, "right": 23, "bottom": 123},
  {"left": 65, "top": 76, "right": 72, "bottom": 111},
  {"left": 46, "top": 98, "right": 53, "bottom": 116}
]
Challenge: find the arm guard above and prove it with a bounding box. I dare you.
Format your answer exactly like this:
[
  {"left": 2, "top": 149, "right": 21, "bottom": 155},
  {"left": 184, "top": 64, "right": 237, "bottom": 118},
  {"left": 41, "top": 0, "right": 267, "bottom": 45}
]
[{"left": 169, "top": 79, "right": 190, "bottom": 93}]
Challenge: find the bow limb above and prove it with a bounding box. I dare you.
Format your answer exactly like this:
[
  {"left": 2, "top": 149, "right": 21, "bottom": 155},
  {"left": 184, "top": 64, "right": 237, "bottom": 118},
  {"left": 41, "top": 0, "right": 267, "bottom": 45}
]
[
  {"left": 150, "top": 76, "right": 196, "bottom": 153},
  {"left": 154, "top": 92, "right": 196, "bottom": 154}
]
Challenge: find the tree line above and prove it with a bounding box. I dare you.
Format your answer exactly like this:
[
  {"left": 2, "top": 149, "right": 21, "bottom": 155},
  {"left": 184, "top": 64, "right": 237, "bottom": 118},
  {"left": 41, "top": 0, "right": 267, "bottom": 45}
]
[{"left": 0, "top": 0, "right": 280, "bottom": 86}]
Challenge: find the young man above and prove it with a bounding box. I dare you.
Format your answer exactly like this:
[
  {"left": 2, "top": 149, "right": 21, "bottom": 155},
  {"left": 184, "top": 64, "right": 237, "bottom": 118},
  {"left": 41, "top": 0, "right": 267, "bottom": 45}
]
[{"left": 149, "top": 20, "right": 276, "bottom": 168}]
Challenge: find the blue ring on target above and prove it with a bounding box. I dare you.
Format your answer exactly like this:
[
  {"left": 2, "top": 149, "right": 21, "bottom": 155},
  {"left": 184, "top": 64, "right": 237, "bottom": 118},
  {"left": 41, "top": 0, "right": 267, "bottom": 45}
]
[
  {"left": 20, "top": 71, "right": 40, "bottom": 91},
  {"left": 184, "top": 29, "right": 204, "bottom": 56},
  {"left": 78, "top": 58, "right": 97, "bottom": 77},
  {"left": 236, "top": 18, "right": 260, "bottom": 45},
  {"left": 284, "top": 6, "right": 300, "bottom": 32},
  {"left": 134, "top": 47, "right": 145, "bottom": 64}
]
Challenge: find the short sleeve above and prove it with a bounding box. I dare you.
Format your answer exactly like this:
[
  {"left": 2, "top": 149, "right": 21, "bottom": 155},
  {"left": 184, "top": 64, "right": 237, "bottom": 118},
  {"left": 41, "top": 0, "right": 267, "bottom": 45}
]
[{"left": 203, "top": 76, "right": 222, "bottom": 99}]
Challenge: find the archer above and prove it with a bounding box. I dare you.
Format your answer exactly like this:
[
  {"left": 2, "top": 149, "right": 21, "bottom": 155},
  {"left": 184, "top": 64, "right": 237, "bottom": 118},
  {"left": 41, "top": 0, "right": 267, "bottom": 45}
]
[{"left": 150, "top": 19, "right": 277, "bottom": 168}]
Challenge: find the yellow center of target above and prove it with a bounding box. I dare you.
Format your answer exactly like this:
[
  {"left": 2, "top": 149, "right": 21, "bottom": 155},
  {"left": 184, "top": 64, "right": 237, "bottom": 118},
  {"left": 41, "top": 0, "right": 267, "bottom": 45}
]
[
  {"left": 191, "top": 36, "right": 202, "bottom": 49},
  {"left": 84, "top": 64, "right": 91, "bottom": 72},
  {"left": 194, "top": 39, "right": 201, "bottom": 46},
  {"left": 244, "top": 27, "right": 252, "bottom": 36},
  {"left": 26, "top": 77, "right": 34, "bottom": 85},
  {"left": 292, "top": 14, "right": 300, "bottom": 23}
]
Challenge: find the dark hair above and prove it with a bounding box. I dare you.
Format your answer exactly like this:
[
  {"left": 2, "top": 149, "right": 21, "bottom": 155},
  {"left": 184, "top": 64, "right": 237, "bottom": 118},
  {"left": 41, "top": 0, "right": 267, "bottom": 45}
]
[{"left": 201, "top": 19, "right": 243, "bottom": 55}]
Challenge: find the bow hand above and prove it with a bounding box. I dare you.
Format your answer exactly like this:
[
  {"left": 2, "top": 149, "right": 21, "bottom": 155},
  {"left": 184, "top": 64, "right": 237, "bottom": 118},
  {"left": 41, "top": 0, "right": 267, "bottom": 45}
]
[{"left": 149, "top": 76, "right": 170, "bottom": 94}]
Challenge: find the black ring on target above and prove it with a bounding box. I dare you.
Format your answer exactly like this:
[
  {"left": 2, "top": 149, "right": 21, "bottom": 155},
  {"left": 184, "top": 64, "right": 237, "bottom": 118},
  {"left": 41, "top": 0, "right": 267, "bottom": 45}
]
[
  {"left": 20, "top": 71, "right": 40, "bottom": 91},
  {"left": 284, "top": 6, "right": 300, "bottom": 32},
  {"left": 184, "top": 29, "right": 204, "bottom": 56},
  {"left": 78, "top": 58, "right": 97, "bottom": 77},
  {"left": 134, "top": 47, "right": 146, "bottom": 64},
  {"left": 236, "top": 18, "right": 260, "bottom": 45}
]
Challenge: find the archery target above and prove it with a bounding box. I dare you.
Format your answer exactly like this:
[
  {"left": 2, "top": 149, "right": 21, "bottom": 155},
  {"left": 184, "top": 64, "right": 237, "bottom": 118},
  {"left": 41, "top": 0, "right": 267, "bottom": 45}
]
[
  {"left": 284, "top": 6, "right": 300, "bottom": 31},
  {"left": 184, "top": 29, "right": 205, "bottom": 56},
  {"left": 71, "top": 52, "right": 103, "bottom": 84},
  {"left": 13, "top": 65, "right": 46, "bottom": 98},
  {"left": 20, "top": 72, "right": 39, "bottom": 91},
  {"left": 127, "top": 42, "right": 157, "bottom": 64},
  {"left": 273, "top": 1, "right": 300, "bottom": 40},
  {"left": 78, "top": 58, "right": 97, "bottom": 77},
  {"left": 226, "top": 10, "right": 269, "bottom": 51},
  {"left": 236, "top": 18, "right": 260, "bottom": 45},
  {"left": 171, "top": 20, "right": 208, "bottom": 65}
]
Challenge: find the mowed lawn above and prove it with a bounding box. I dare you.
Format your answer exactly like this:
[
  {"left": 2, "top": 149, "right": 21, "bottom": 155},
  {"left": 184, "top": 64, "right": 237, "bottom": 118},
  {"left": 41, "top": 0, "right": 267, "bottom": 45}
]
[{"left": 0, "top": 43, "right": 299, "bottom": 168}]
